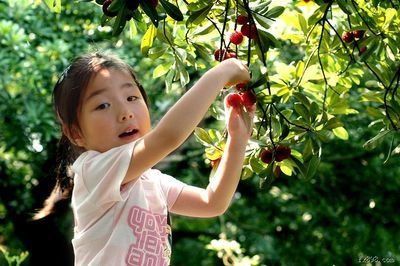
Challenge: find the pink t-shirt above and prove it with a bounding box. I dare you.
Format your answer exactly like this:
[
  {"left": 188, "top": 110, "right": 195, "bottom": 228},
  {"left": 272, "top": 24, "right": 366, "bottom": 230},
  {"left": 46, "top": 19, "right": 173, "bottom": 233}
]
[{"left": 71, "top": 141, "right": 186, "bottom": 266}]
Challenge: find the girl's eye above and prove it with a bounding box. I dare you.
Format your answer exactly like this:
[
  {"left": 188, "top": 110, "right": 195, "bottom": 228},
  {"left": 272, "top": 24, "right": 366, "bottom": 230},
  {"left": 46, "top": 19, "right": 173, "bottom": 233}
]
[
  {"left": 96, "top": 103, "right": 110, "bottom": 110},
  {"left": 127, "top": 96, "right": 138, "bottom": 102}
]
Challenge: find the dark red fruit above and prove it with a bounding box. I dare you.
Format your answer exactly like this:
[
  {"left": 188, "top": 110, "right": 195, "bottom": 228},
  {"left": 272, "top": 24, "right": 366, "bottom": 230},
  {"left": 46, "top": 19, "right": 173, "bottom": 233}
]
[
  {"left": 352, "top": 30, "right": 365, "bottom": 39},
  {"left": 214, "top": 49, "right": 226, "bottom": 61},
  {"left": 126, "top": 0, "right": 140, "bottom": 10},
  {"left": 240, "top": 90, "right": 257, "bottom": 108},
  {"left": 230, "top": 31, "right": 244, "bottom": 45},
  {"left": 226, "top": 93, "right": 242, "bottom": 108},
  {"left": 275, "top": 145, "right": 291, "bottom": 162},
  {"left": 341, "top": 31, "right": 354, "bottom": 43},
  {"left": 102, "top": 0, "right": 118, "bottom": 17},
  {"left": 214, "top": 49, "right": 237, "bottom": 61},
  {"left": 359, "top": 46, "right": 367, "bottom": 55},
  {"left": 241, "top": 24, "right": 257, "bottom": 39},
  {"left": 260, "top": 149, "right": 273, "bottom": 164},
  {"left": 236, "top": 83, "right": 247, "bottom": 92},
  {"left": 237, "top": 15, "right": 248, "bottom": 25}
]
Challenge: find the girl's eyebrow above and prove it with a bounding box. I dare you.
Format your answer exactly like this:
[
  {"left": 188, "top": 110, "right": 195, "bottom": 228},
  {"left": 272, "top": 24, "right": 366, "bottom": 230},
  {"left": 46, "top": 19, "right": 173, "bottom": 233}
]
[{"left": 85, "top": 82, "right": 136, "bottom": 102}]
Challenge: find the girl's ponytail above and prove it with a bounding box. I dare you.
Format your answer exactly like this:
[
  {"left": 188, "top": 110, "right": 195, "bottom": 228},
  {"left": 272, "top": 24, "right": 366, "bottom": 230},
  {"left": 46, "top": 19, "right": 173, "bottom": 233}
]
[{"left": 32, "top": 134, "right": 75, "bottom": 220}]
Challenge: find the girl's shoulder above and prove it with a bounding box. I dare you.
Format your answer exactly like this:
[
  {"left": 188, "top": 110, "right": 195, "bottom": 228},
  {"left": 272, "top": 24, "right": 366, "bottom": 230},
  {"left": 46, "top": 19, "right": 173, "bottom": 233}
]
[{"left": 140, "top": 168, "right": 163, "bottom": 180}]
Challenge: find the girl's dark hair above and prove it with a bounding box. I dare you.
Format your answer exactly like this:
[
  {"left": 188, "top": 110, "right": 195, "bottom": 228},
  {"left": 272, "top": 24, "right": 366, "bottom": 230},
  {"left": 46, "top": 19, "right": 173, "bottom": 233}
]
[{"left": 33, "top": 52, "right": 148, "bottom": 219}]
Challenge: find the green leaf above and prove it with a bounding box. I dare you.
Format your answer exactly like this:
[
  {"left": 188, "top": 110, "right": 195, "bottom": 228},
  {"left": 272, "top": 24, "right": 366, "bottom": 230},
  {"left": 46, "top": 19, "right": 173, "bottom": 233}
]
[
  {"left": 265, "top": 6, "right": 284, "bottom": 18},
  {"left": 108, "top": 0, "right": 124, "bottom": 13},
  {"left": 294, "top": 103, "right": 310, "bottom": 121},
  {"left": 308, "top": 5, "right": 326, "bottom": 25},
  {"left": 112, "top": 7, "right": 128, "bottom": 36},
  {"left": 241, "top": 166, "right": 254, "bottom": 180},
  {"left": 140, "top": 0, "right": 159, "bottom": 26},
  {"left": 298, "top": 13, "right": 308, "bottom": 34},
  {"left": 258, "top": 162, "right": 274, "bottom": 188},
  {"left": 141, "top": 24, "right": 157, "bottom": 56},
  {"left": 187, "top": 3, "right": 213, "bottom": 25},
  {"left": 253, "top": 13, "right": 272, "bottom": 30},
  {"left": 332, "top": 127, "right": 349, "bottom": 140},
  {"left": 250, "top": 155, "right": 266, "bottom": 174},
  {"left": 194, "top": 127, "right": 213, "bottom": 146},
  {"left": 336, "top": 0, "right": 353, "bottom": 15},
  {"left": 258, "top": 29, "right": 280, "bottom": 49},
  {"left": 303, "top": 155, "right": 320, "bottom": 179},
  {"left": 279, "top": 123, "right": 290, "bottom": 141},
  {"left": 148, "top": 45, "right": 168, "bottom": 60},
  {"left": 193, "top": 43, "right": 211, "bottom": 60},
  {"left": 248, "top": 74, "right": 267, "bottom": 89},
  {"left": 160, "top": 0, "right": 184, "bottom": 21},
  {"left": 323, "top": 117, "right": 343, "bottom": 130},
  {"left": 363, "top": 129, "right": 392, "bottom": 150},
  {"left": 153, "top": 61, "right": 173, "bottom": 78},
  {"left": 293, "top": 92, "right": 311, "bottom": 109}
]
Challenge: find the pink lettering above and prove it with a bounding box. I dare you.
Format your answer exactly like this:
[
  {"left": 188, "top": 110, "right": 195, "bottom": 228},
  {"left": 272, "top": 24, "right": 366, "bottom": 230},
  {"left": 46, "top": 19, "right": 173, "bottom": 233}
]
[{"left": 126, "top": 206, "right": 169, "bottom": 266}]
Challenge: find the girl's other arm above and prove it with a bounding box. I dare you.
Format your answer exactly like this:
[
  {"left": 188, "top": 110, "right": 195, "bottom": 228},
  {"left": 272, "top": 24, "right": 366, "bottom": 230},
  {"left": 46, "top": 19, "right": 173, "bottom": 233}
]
[
  {"left": 124, "top": 59, "right": 249, "bottom": 184},
  {"left": 170, "top": 101, "right": 255, "bottom": 217}
]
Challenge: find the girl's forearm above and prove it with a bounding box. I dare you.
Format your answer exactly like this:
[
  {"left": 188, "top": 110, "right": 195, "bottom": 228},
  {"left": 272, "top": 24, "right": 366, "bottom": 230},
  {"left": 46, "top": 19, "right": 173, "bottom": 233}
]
[
  {"left": 154, "top": 67, "right": 228, "bottom": 146},
  {"left": 205, "top": 135, "right": 248, "bottom": 214}
]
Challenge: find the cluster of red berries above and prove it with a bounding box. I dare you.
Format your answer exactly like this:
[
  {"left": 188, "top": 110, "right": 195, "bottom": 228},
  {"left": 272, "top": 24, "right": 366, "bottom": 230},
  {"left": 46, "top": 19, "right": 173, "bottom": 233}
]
[
  {"left": 226, "top": 90, "right": 257, "bottom": 109},
  {"left": 227, "top": 15, "right": 257, "bottom": 47},
  {"left": 341, "top": 30, "right": 365, "bottom": 43},
  {"left": 260, "top": 145, "right": 291, "bottom": 164},
  {"left": 341, "top": 30, "right": 367, "bottom": 54},
  {"left": 214, "top": 15, "right": 258, "bottom": 61}
]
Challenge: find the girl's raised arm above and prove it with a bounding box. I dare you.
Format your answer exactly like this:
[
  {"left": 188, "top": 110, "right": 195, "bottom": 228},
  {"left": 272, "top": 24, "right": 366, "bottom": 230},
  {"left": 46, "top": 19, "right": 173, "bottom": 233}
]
[{"left": 123, "top": 58, "right": 250, "bottom": 184}]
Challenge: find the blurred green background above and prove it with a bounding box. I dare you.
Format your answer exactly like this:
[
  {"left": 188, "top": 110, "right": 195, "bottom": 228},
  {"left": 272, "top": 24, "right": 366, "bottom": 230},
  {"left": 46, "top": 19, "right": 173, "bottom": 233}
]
[{"left": 0, "top": 1, "right": 399, "bottom": 265}]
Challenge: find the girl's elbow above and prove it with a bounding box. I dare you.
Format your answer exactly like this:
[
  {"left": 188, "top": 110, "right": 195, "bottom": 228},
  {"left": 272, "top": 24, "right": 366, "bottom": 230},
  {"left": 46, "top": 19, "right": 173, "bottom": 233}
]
[{"left": 209, "top": 203, "right": 229, "bottom": 217}]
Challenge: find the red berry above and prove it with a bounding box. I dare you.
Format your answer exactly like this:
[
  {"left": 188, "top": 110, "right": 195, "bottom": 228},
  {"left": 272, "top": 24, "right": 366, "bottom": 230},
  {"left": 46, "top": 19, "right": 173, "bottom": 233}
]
[
  {"left": 236, "top": 15, "right": 248, "bottom": 25},
  {"left": 260, "top": 149, "right": 273, "bottom": 164},
  {"left": 241, "top": 24, "right": 257, "bottom": 39},
  {"left": 352, "top": 30, "right": 365, "bottom": 39},
  {"left": 275, "top": 145, "right": 291, "bottom": 162},
  {"left": 236, "top": 83, "right": 247, "bottom": 92},
  {"left": 230, "top": 31, "right": 244, "bottom": 45},
  {"left": 226, "top": 93, "right": 242, "bottom": 108},
  {"left": 240, "top": 90, "right": 257, "bottom": 108},
  {"left": 227, "top": 51, "right": 237, "bottom": 59},
  {"left": 214, "top": 49, "right": 226, "bottom": 61},
  {"left": 341, "top": 31, "right": 354, "bottom": 43},
  {"left": 359, "top": 46, "right": 367, "bottom": 55},
  {"left": 214, "top": 49, "right": 236, "bottom": 61},
  {"left": 103, "top": 0, "right": 118, "bottom": 17}
]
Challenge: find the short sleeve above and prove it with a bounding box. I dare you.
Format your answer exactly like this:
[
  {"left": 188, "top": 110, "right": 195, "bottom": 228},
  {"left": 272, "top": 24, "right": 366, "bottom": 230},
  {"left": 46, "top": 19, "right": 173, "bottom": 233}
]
[
  {"left": 148, "top": 169, "right": 186, "bottom": 209},
  {"left": 71, "top": 141, "right": 136, "bottom": 207}
]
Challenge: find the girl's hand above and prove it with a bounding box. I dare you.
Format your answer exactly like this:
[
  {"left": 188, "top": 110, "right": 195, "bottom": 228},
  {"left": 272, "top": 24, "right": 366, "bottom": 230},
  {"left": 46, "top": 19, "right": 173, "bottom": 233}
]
[
  {"left": 218, "top": 58, "right": 251, "bottom": 87},
  {"left": 224, "top": 94, "right": 256, "bottom": 140}
]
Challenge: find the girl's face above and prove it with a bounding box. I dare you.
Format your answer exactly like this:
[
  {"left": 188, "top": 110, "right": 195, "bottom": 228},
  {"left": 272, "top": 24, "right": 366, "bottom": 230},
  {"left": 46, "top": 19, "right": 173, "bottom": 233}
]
[{"left": 72, "top": 68, "right": 151, "bottom": 153}]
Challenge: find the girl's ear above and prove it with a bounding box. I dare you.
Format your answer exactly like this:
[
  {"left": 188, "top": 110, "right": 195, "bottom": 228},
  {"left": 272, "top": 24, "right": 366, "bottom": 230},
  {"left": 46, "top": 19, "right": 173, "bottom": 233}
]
[{"left": 62, "top": 125, "right": 85, "bottom": 148}]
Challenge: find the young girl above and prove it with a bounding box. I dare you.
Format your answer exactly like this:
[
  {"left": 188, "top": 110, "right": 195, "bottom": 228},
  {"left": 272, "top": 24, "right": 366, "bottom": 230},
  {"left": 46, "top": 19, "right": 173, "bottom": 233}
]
[{"left": 40, "top": 52, "right": 254, "bottom": 265}]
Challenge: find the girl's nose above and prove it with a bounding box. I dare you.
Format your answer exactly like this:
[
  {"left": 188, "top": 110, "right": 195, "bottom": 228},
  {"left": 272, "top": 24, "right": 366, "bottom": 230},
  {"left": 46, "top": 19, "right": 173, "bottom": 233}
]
[{"left": 119, "top": 109, "right": 134, "bottom": 122}]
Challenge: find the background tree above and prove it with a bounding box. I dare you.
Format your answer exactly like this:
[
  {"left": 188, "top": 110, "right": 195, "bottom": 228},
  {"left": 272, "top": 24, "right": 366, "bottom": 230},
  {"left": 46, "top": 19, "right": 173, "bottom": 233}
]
[{"left": 0, "top": 0, "right": 399, "bottom": 265}]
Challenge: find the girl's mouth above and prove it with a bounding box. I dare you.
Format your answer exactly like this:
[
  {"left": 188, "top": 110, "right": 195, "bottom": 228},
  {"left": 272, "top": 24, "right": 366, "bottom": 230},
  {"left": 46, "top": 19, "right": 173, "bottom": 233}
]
[{"left": 119, "top": 129, "right": 138, "bottom": 138}]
